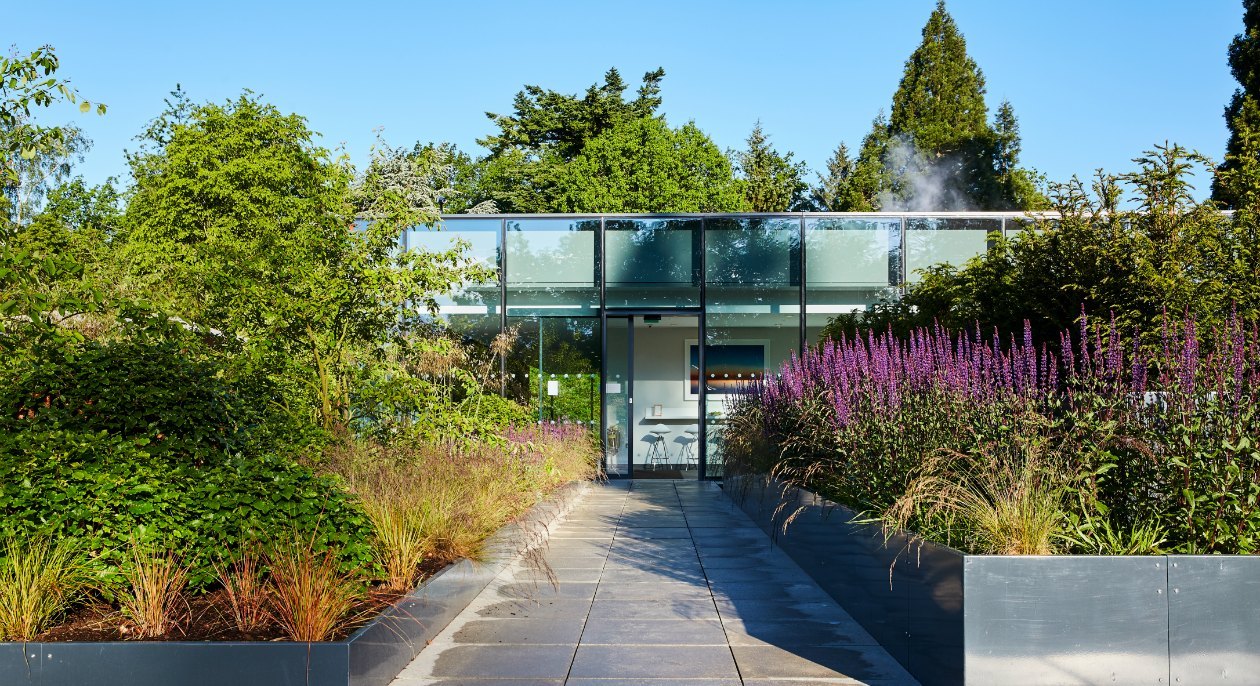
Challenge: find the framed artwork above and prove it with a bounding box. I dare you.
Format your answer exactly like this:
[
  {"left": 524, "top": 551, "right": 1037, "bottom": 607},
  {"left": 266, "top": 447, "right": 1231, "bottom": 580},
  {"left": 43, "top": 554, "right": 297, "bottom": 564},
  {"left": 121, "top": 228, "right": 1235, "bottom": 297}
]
[{"left": 685, "top": 339, "right": 767, "bottom": 400}]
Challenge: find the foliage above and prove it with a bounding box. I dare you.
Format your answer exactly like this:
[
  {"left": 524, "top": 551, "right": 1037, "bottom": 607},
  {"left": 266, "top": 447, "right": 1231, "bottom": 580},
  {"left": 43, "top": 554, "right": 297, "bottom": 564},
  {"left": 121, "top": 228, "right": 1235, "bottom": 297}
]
[
  {"left": 117, "top": 541, "right": 190, "bottom": 639},
  {"left": 733, "top": 121, "right": 809, "bottom": 212},
  {"left": 120, "top": 92, "right": 486, "bottom": 432},
  {"left": 0, "top": 536, "right": 91, "bottom": 640},
  {"left": 554, "top": 116, "right": 744, "bottom": 212},
  {"left": 354, "top": 137, "right": 496, "bottom": 217},
  {"left": 823, "top": 144, "right": 1257, "bottom": 347},
  {"left": 1215, "top": 0, "right": 1260, "bottom": 207},
  {"left": 0, "top": 46, "right": 105, "bottom": 223},
  {"left": 266, "top": 538, "right": 367, "bottom": 642},
  {"left": 727, "top": 313, "right": 1260, "bottom": 555},
  {"left": 831, "top": 2, "right": 1043, "bottom": 210},
  {"left": 0, "top": 427, "right": 374, "bottom": 591}
]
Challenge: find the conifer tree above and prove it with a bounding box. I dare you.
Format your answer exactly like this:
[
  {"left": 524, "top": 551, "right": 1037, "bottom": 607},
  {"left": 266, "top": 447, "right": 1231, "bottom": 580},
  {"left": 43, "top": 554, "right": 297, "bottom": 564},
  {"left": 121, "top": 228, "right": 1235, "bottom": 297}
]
[
  {"left": 1215, "top": 0, "right": 1260, "bottom": 207},
  {"left": 809, "top": 142, "right": 855, "bottom": 211},
  {"left": 839, "top": 1, "right": 1041, "bottom": 210},
  {"left": 733, "top": 121, "right": 808, "bottom": 212},
  {"left": 889, "top": 0, "right": 990, "bottom": 156}
]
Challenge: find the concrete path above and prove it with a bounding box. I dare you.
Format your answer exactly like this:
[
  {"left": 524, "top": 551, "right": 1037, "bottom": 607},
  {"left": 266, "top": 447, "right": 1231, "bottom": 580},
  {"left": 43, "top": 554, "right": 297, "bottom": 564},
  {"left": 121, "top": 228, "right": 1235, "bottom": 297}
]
[{"left": 393, "top": 480, "right": 918, "bottom": 685}]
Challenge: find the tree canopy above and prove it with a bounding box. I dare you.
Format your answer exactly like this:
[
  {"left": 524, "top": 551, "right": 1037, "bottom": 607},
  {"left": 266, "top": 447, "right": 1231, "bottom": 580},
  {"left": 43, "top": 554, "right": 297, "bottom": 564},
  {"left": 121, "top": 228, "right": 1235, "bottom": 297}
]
[
  {"left": 733, "top": 122, "right": 808, "bottom": 212},
  {"left": 553, "top": 116, "right": 743, "bottom": 212},
  {"left": 819, "top": 1, "right": 1044, "bottom": 211},
  {"left": 1215, "top": 0, "right": 1260, "bottom": 207}
]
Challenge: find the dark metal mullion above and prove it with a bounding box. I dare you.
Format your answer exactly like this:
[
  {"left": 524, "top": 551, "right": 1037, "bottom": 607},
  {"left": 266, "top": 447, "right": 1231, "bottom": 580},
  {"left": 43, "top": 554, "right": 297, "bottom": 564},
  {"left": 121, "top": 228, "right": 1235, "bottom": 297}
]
[
  {"left": 799, "top": 217, "right": 807, "bottom": 356},
  {"left": 627, "top": 317, "right": 635, "bottom": 480},
  {"left": 599, "top": 217, "right": 607, "bottom": 475},
  {"left": 698, "top": 217, "right": 708, "bottom": 481}
]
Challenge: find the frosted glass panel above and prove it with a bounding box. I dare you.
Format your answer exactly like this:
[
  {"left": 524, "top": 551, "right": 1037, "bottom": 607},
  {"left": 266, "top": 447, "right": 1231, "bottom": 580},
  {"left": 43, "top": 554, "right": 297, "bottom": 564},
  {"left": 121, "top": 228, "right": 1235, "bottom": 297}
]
[{"left": 905, "top": 218, "right": 1000, "bottom": 282}]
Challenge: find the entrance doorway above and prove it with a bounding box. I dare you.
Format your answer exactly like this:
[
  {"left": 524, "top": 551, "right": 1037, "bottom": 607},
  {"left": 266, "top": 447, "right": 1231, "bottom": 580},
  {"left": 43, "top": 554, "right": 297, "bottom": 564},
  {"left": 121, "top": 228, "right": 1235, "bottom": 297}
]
[{"left": 603, "top": 314, "right": 703, "bottom": 479}]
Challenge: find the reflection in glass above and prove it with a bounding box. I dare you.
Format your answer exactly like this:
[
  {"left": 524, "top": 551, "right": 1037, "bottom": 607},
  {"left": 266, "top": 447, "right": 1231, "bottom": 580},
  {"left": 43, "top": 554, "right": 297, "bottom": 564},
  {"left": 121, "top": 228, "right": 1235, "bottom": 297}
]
[
  {"left": 704, "top": 217, "right": 802, "bottom": 477},
  {"left": 506, "top": 219, "right": 599, "bottom": 315},
  {"left": 604, "top": 218, "right": 701, "bottom": 308},
  {"left": 905, "top": 217, "right": 1001, "bottom": 282},
  {"left": 805, "top": 218, "right": 900, "bottom": 342},
  {"left": 506, "top": 316, "right": 601, "bottom": 425},
  {"left": 603, "top": 318, "right": 630, "bottom": 476},
  {"left": 406, "top": 217, "right": 502, "bottom": 349}
]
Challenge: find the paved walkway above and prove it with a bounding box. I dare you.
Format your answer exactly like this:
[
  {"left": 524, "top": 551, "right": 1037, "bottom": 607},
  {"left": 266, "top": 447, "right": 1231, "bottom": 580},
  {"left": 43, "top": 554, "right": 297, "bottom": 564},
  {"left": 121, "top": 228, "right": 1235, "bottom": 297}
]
[{"left": 394, "top": 480, "right": 918, "bottom": 685}]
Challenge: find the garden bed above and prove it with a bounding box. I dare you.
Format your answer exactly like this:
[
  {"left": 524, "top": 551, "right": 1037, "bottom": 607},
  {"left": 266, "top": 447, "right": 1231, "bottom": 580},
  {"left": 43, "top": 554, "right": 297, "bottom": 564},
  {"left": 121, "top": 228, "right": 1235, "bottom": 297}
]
[
  {"left": 727, "top": 475, "right": 1260, "bottom": 686},
  {"left": 0, "top": 481, "right": 588, "bottom": 686}
]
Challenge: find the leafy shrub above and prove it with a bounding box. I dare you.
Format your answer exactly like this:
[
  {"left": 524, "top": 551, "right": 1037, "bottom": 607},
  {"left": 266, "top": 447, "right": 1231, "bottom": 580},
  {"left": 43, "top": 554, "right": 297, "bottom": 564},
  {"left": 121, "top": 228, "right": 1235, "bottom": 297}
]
[
  {"left": 0, "top": 428, "right": 373, "bottom": 590},
  {"left": 0, "top": 333, "right": 297, "bottom": 461}
]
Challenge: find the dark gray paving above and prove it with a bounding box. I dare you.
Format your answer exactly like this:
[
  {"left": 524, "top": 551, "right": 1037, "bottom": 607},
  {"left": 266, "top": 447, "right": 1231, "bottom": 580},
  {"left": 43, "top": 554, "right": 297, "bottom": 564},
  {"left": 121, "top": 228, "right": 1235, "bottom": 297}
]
[{"left": 393, "top": 480, "right": 917, "bottom": 685}]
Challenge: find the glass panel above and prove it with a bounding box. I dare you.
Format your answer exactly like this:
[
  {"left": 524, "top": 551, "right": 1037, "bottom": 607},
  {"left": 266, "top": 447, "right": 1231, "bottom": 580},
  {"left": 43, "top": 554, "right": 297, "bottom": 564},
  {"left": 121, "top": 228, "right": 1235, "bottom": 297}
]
[
  {"left": 632, "top": 315, "right": 700, "bottom": 477},
  {"left": 804, "top": 217, "right": 900, "bottom": 344},
  {"left": 604, "top": 317, "right": 630, "bottom": 477},
  {"left": 506, "top": 218, "right": 599, "bottom": 316},
  {"left": 704, "top": 217, "right": 801, "bottom": 478},
  {"left": 604, "top": 218, "right": 701, "bottom": 308},
  {"left": 505, "top": 316, "right": 601, "bottom": 425},
  {"left": 904, "top": 217, "right": 1001, "bottom": 282},
  {"left": 406, "top": 217, "right": 502, "bottom": 348},
  {"left": 1005, "top": 216, "right": 1057, "bottom": 238}
]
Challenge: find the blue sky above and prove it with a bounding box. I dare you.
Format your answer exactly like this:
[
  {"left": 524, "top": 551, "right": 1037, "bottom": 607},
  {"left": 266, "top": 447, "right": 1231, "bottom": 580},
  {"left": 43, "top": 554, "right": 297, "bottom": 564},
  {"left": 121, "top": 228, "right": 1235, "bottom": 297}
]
[{"left": 9, "top": 1, "right": 1241, "bottom": 201}]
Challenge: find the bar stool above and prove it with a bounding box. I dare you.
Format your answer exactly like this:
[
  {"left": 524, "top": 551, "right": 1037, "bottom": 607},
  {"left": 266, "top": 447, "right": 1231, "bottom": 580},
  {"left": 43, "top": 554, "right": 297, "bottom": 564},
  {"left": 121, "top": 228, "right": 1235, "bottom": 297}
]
[
  {"left": 679, "top": 425, "right": 699, "bottom": 468},
  {"left": 645, "top": 424, "right": 671, "bottom": 470}
]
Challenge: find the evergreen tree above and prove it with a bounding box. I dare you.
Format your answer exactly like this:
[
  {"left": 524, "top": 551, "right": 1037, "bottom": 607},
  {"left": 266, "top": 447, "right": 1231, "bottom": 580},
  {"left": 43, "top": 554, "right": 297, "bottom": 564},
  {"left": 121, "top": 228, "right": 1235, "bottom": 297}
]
[
  {"left": 808, "top": 142, "right": 855, "bottom": 211},
  {"left": 1215, "top": 0, "right": 1260, "bottom": 207},
  {"left": 838, "top": 114, "right": 891, "bottom": 212},
  {"left": 991, "top": 100, "right": 1047, "bottom": 209},
  {"left": 474, "top": 68, "right": 669, "bottom": 212},
  {"left": 846, "top": 1, "right": 1041, "bottom": 210},
  {"left": 733, "top": 121, "right": 808, "bottom": 212},
  {"left": 889, "top": 1, "right": 990, "bottom": 156}
]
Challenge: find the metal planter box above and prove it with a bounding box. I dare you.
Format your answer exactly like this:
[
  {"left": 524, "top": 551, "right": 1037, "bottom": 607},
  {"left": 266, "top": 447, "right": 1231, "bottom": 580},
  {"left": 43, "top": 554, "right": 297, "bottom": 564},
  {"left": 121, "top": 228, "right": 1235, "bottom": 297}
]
[
  {"left": 0, "top": 483, "right": 586, "bottom": 686},
  {"left": 725, "top": 476, "right": 1260, "bottom": 686}
]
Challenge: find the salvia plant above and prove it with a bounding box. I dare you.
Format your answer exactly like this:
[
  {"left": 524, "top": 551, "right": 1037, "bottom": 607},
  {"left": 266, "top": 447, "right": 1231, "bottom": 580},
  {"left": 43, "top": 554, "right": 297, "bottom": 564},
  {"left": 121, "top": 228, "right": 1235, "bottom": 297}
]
[{"left": 724, "top": 310, "right": 1260, "bottom": 555}]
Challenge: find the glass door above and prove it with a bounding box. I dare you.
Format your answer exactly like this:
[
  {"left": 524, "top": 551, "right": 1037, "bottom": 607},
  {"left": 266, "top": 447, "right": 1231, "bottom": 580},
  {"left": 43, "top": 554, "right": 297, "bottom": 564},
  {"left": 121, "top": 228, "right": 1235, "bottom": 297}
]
[
  {"left": 630, "top": 314, "right": 701, "bottom": 479},
  {"left": 603, "top": 317, "right": 631, "bottom": 477}
]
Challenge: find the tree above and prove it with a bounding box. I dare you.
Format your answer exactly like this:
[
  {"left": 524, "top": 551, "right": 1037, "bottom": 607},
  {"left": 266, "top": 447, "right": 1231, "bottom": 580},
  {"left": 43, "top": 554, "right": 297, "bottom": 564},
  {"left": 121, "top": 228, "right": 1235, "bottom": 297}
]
[
  {"left": 121, "top": 93, "right": 487, "bottom": 431},
  {"left": 467, "top": 67, "right": 747, "bottom": 213},
  {"left": 553, "top": 117, "right": 743, "bottom": 212},
  {"left": 889, "top": 1, "right": 990, "bottom": 157},
  {"left": 733, "top": 122, "right": 808, "bottom": 212},
  {"left": 1, "top": 46, "right": 105, "bottom": 350},
  {"left": 0, "top": 46, "right": 105, "bottom": 225},
  {"left": 823, "top": 144, "right": 1257, "bottom": 348},
  {"left": 845, "top": 2, "right": 1042, "bottom": 210},
  {"left": 354, "top": 136, "right": 496, "bottom": 218},
  {"left": 990, "top": 100, "right": 1048, "bottom": 209},
  {"left": 810, "top": 142, "right": 878, "bottom": 212},
  {"left": 1215, "top": 0, "right": 1260, "bottom": 207}
]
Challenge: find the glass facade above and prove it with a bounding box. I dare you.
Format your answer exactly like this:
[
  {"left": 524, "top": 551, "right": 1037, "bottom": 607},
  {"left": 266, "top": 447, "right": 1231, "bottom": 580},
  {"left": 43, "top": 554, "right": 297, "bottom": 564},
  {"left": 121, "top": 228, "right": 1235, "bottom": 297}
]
[{"left": 416, "top": 212, "right": 1043, "bottom": 479}]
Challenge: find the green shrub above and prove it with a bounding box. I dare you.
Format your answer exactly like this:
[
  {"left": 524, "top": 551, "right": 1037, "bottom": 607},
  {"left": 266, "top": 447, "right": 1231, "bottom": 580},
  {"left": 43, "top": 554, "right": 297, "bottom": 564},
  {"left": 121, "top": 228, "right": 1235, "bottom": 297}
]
[{"left": 0, "top": 428, "right": 373, "bottom": 591}]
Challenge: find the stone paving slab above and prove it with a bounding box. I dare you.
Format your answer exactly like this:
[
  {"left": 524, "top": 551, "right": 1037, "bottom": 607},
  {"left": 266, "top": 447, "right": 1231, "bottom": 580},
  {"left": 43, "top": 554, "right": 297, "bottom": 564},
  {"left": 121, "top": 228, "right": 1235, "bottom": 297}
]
[{"left": 392, "top": 480, "right": 917, "bottom": 686}]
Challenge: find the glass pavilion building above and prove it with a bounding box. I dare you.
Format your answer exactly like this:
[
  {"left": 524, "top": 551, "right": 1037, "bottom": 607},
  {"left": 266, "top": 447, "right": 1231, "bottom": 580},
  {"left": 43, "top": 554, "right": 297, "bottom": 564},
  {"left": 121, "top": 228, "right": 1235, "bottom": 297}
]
[{"left": 407, "top": 212, "right": 1042, "bottom": 480}]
